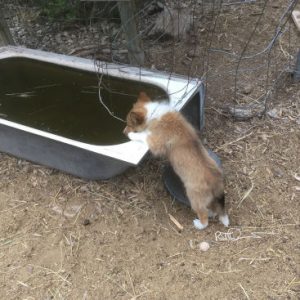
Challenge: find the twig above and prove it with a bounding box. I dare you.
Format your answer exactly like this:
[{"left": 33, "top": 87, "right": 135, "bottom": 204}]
[
  {"left": 30, "top": 264, "right": 71, "bottom": 285},
  {"left": 127, "top": 271, "right": 136, "bottom": 298},
  {"left": 286, "top": 277, "right": 300, "bottom": 290},
  {"left": 0, "top": 203, "right": 26, "bottom": 214},
  {"left": 278, "top": 38, "right": 293, "bottom": 59},
  {"left": 97, "top": 73, "right": 125, "bottom": 122},
  {"left": 168, "top": 214, "right": 184, "bottom": 231},
  {"left": 68, "top": 44, "right": 99, "bottom": 56},
  {"left": 293, "top": 174, "right": 300, "bottom": 182},
  {"left": 239, "top": 283, "right": 250, "bottom": 300},
  {"left": 104, "top": 274, "right": 134, "bottom": 298},
  {"left": 17, "top": 281, "right": 30, "bottom": 288},
  {"left": 237, "top": 181, "right": 254, "bottom": 208},
  {"left": 130, "top": 290, "right": 150, "bottom": 300},
  {"left": 217, "top": 132, "right": 254, "bottom": 150},
  {"left": 215, "top": 228, "right": 276, "bottom": 242},
  {"left": 239, "top": 257, "right": 271, "bottom": 264}
]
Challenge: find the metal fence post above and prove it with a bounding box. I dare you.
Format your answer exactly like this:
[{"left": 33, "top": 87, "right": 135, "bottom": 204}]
[{"left": 293, "top": 50, "right": 300, "bottom": 82}]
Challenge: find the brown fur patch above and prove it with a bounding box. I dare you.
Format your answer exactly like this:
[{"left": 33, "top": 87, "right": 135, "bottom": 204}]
[
  {"left": 124, "top": 93, "right": 226, "bottom": 226},
  {"left": 123, "top": 97, "right": 148, "bottom": 135}
]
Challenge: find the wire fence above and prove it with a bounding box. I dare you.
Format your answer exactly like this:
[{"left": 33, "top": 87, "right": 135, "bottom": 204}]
[{"left": 2, "top": 0, "right": 300, "bottom": 120}]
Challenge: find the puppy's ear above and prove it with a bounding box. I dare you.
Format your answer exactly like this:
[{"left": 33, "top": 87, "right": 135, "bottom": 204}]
[
  {"left": 129, "top": 111, "right": 144, "bottom": 126},
  {"left": 138, "top": 91, "right": 150, "bottom": 102}
]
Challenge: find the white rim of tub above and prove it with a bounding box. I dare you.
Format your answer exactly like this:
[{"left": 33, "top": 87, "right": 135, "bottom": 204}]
[{"left": 0, "top": 46, "right": 202, "bottom": 165}]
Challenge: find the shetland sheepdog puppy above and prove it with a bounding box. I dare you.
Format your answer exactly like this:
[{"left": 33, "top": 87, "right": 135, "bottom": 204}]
[{"left": 123, "top": 92, "right": 229, "bottom": 230}]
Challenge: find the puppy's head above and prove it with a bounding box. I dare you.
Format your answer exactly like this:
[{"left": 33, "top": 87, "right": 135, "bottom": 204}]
[{"left": 123, "top": 92, "right": 150, "bottom": 135}]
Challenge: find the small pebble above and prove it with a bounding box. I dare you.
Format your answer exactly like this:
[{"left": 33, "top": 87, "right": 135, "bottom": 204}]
[
  {"left": 83, "top": 219, "right": 91, "bottom": 226},
  {"left": 267, "top": 108, "right": 281, "bottom": 119},
  {"left": 272, "top": 167, "right": 284, "bottom": 178},
  {"left": 199, "top": 241, "right": 210, "bottom": 252},
  {"left": 241, "top": 84, "right": 253, "bottom": 95}
]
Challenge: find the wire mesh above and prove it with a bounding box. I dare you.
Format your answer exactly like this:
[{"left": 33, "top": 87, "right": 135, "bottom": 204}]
[{"left": 1, "top": 0, "right": 300, "bottom": 120}]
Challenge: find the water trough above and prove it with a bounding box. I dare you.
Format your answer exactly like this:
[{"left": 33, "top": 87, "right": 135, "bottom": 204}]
[{"left": 0, "top": 46, "right": 204, "bottom": 179}]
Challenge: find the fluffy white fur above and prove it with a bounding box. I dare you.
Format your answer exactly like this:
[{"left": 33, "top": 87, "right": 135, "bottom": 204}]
[
  {"left": 127, "top": 101, "right": 173, "bottom": 145},
  {"left": 128, "top": 131, "right": 150, "bottom": 145},
  {"left": 145, "top": 101, "right": 174, "bottom": 121},
  {"left": 125, "top": 97, "right": 230, "bottom": 231},
  {"left": 193, "top": 218, "right": 208, "bottom": 230},
  {"left": 194, "top": 214, "right": 229, "bottom": 230},
  {"left": 219, "top": 214, "right": 230, "bottom": 227}
]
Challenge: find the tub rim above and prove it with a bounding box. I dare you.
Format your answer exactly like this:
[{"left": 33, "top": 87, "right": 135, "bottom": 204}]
[{"left": 0, "top": 46, "right": 202, "bottom": 165}]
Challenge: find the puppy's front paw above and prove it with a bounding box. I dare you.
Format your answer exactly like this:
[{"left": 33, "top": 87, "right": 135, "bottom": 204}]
[
  {"left": 193, "top": 219, "right": 208, "bottom": 230},
  {"left": 127, "top": 132, "right": 136, "bottom": 140},
  {"left": 127, "top": 131, "right": 149, "bottom": 145}
]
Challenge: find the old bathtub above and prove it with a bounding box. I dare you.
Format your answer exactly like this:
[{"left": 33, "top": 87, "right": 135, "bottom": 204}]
[{"left": 0, "top": 46, "right": 204, "bottom": 179}]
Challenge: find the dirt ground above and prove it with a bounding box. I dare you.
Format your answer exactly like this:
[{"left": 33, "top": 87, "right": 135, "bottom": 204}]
[{"left": 1, "top": 1, "right": 300, "bottom": 299}]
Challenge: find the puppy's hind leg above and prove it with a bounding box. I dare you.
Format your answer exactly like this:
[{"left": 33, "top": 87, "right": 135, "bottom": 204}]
[
  {"left": 219, "top": 214, "right": 230, "bottom": 227},
  {"left": 213, "top": 192, "right": 230, "bottom": 227}
]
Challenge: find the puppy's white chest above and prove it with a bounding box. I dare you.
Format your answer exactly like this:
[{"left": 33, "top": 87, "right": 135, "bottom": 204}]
[
  {"left": 128, "top": 131, "right": 150, "bottom": 145},
  {"left": 145, "top": 101, "right": 173, "bottom": 121}
]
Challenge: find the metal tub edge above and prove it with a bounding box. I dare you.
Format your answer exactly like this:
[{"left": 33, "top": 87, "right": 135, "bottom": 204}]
[{"left": 0, "top": 46, "right": 204, "bottom": 179}]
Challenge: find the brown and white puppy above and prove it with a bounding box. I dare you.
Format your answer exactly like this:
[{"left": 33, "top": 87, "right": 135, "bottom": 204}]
[{"left": 124, "top": 92, "right": 229, "bottom": 230}]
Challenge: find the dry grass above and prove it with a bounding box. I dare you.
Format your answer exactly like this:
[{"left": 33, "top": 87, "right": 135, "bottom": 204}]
[
  {"left": 0, "top": 85, "right": 298, "bottom": 298},
  {"left": 0, "top": 0, "right": 300, "bottom": 299}
]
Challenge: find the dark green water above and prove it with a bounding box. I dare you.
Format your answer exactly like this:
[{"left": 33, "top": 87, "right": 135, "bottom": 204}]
[{"left": 0, "top": 57, "right": 167, "bottom": 145}]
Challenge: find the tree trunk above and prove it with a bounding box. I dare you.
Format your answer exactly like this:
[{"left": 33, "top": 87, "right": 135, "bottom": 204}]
[
  {"left": 118, "top": 0, "right": 144, "bottom": 66},
  {"left": 0, "top": 9, "right": 14, "bottom": 46}
]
